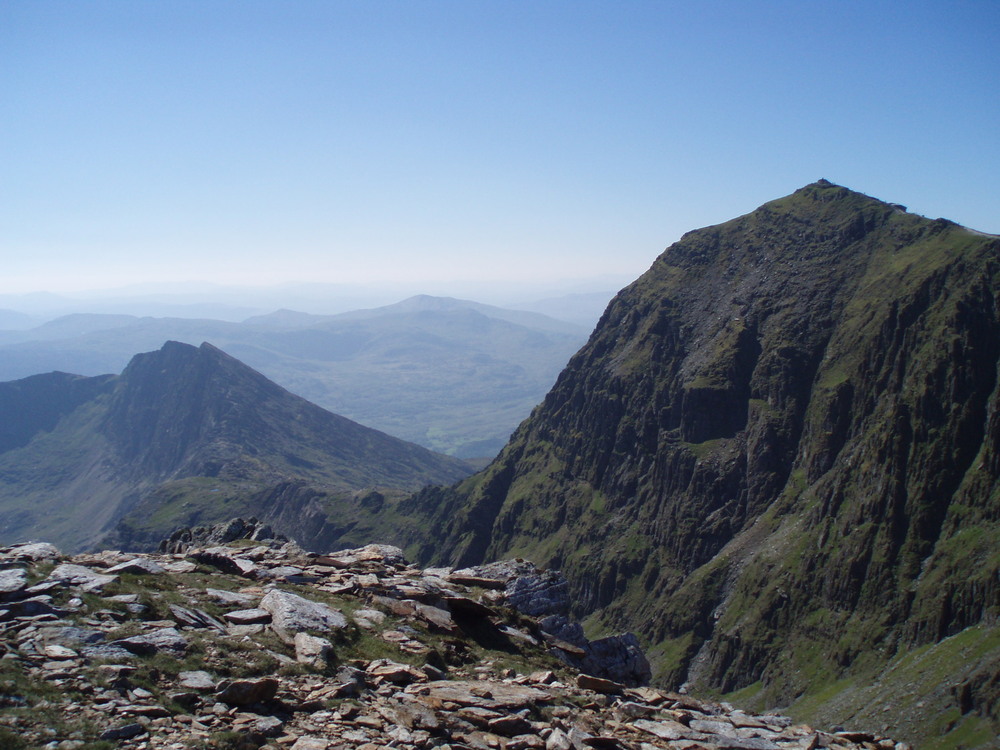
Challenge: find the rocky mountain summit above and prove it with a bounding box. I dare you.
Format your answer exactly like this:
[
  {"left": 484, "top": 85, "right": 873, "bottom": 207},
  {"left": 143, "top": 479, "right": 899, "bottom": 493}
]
[
  {"left": 0, "top": 521, "right": 901, "bottom": 750},
  {"left": 405, "top": 181, "right": 1000, "bottom": 746}
]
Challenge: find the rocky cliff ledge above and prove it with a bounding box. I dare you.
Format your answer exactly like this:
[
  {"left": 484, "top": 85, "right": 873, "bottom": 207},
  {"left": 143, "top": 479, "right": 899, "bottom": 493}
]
[{"left": 0, "top": 522, "right": 903, "bottom": 750}]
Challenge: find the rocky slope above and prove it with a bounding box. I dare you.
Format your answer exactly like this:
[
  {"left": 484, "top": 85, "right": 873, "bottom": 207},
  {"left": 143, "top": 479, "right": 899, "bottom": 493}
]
[
  {"left": 0, "top": 341, "right": 471, "bottom": 552},
  {"left": 0, "top": 525, "right": 903, "bottom": 750},
  {"left": 403, "top": 182, "right": 1000, "bottom": 747}
]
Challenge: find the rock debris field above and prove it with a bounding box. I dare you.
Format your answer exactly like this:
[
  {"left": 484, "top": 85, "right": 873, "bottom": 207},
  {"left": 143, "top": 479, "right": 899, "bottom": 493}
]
[{"left": 0, "top": 525, "right": 906, "bottom": 750}]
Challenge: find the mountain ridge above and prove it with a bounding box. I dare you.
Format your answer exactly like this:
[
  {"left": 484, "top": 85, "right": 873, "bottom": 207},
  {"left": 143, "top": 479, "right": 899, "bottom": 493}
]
[{"left": 0, "top": 340, "right": 472, "bottom": 552}]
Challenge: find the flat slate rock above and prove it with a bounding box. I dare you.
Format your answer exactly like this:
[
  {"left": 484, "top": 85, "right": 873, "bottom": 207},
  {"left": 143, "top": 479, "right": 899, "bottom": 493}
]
[
  {"left": 114, "top": 627, "right": 188, "bottom": 655},
  {"left": 106, "top": 558, "right": 167, "bottom": 575},
  {"left": 45, "top": 563, "right": 117, "bottom": 592},
  {"left": 419, "top": 679, "right": 552, "bottom": 709},
  {"left": 0, "top": 568, "right": 28, "bottom": 595},
  {"left": 260, "top": 589, "right": 347, "bottom": 636},
  {"left": 82, "top": 643, "right": 136, "bottom": 661},
  {"left": 224, "top": 607, "right": 272, "bottom": 625},
  {"left": 0, "top": 542, "right": 61, "bottom": 561},
  {"left": 178, "top": 670, "right": 217, "bottom": 690}
]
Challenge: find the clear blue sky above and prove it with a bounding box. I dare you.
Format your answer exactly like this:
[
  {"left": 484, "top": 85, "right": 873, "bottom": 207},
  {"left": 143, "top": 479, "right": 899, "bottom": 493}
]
[{"left": 2, "top": 1, "right": 997, "bottom": 295}]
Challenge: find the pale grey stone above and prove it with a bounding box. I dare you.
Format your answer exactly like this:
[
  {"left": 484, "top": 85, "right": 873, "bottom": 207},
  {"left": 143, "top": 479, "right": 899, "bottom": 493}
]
[
  {"left": 259, "top": 589, "right": 347, "bottom": 637},
  {"left": 114, "top": 627, "right": 187, "bottom": 655},
  {"left": 0, "top": 568, "right": 28, "bottom": 595},
  {"left": 178, "top": 671, "right": 217, "bottom": 690},
  {"left": 45, "top": 564, "right": 117, "bottom": 592},
  {"left": 294, "top": 632, "right": 334, "bottom": 669},
  {"left": 223, "top": 607, "right": 271, "bottom": 624},
  {"left": 106, "top": 558, "right": 166, "bottom": 575}
]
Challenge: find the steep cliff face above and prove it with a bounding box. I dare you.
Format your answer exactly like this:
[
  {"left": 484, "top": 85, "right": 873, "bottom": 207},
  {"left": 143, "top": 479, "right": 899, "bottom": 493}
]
[{"left": 408, "top": 182, "right": 1000, "bottom": 745}]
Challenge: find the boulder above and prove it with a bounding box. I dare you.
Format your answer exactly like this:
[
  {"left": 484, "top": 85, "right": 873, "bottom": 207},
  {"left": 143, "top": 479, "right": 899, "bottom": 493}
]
[
  {"left": 45, "top": 563, "right": 117, "bottom": 592},
  {"left": 106, "top": 558, "right": 167, "bottom": 575},
  {"left": 0, "top": 568, "right": 28, "bottom": 596},
  {"left": 215, "top": 677, "right": 279, "bottom": 706},
  {"left": 0, "top": 542, "right": 61, "bottom": 561},
  {"left": 294, "top": 632, "right": 335, "bottom": 669},
  {"left": 178, "top": 670, "right": 217, "bottom": 691},
  {"left": 259, "top": 589, "right": 347, "bottom": 639},
  {"left": 114, "top": 627, "right": 188, "bottom": 655}
]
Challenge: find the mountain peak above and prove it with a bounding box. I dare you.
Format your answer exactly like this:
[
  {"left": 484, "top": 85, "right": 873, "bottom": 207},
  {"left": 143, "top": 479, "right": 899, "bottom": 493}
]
[
  {"left": 409, "top": 186, "right": 1000, "bottom": 745},
  {"left": 0, "top": 342, "right": 472, "bottom": 552}
]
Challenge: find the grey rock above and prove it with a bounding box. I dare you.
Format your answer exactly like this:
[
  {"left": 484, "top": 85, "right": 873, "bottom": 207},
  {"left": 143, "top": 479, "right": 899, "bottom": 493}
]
[
  {"left": 259, "top": 589, "right": 347, "bottom": 638},
  {"left": 0, "top": 568, "right": 28, "bottom": 596},
  {"left": 114, "top": 627, "right": 187, "bottom": 655},
  {"left": 290, "top": 739, "right": 331, "bottom": 750},
  {"left": 0, "top": 542, "right": 61, "bottom": 561},
  {"left": 257, "top": 565, "right": 313, "bottom": 582},
  {"left": 224, "top": 607, "right": 272, "bottom": 625},
  {"left": 294, "top": 631, "right": 335, "bottom": 669},
  {"left": 105, "top": 558, "right": 166, "bottom": 575},
  {"left": 0, "top": 595, "right": 68, "bottom": 620},
  {"left": 326, "top": 543, "right": 407, "bottom": 566},
  {"left": 506, "top": 569, "right": 570, "bottom": 617},
  {"left": 456, "top": 559, "right": 570, "bottom": 617},
  {"left": 81, "top": 644, "right": 136, "bottom": 661},
  {"left": 178, "top": 670, "right": 217, "bottom": 690},
  {"left": 330, "top": 665, "right": 367, "bottom": 696},
  {"left": 251, "top": 714, "right": 284, "bottom": 737},
  {"left": 98, "top": 723, "right": 146, "bottom": 741},
  {"left": 189, "top": 547, "right": 260, "bottom": 578},
  {"left": 576, "top": 673, "right": 624, "bottom": 694},
  {"left": 167, "top": 603, "right": 227, "bottom": 631},
  {"left": 42, "top": 644, "right": 78, "bottom": 659},
  {"left": 45, "top": 564, "right": 117, "bottom": 593},
  {"left": 578, "top": 632, "right": 651, "bottom": 686},
  {"left": 36, "top": 625, "right": 105, "bottom": 648}
]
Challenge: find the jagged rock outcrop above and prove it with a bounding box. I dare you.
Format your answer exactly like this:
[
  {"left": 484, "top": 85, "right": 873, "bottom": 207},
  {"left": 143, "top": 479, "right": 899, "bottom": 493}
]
[
  {"left": 0, "top": 534, "right": 902, "bottom": 749},
  {"left": 450, "top": 559, "right": 651, "bottom": 686},
  {"left": 404, "top": 182, "right": 1000, "bottom": 747},
  {"left": 159, "top": 516, "right": 287, "bottom": 554}
]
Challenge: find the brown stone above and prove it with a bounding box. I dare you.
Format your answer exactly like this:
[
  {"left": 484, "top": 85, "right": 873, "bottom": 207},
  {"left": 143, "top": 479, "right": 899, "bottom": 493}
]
[{"left": 576, "top": 673, "right": 624, "bottom": 694}]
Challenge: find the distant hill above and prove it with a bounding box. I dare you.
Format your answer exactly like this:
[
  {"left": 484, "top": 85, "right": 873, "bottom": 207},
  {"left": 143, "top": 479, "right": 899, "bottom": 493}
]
[
  {"left": 0, "top": 341, "right": 471, "bottom": 552},
  {"left": 403, "top": 182, "right": 1000, "bottom": 747},
  {"left": 0, "top": 296, "right": 589, "bottom": 457}
]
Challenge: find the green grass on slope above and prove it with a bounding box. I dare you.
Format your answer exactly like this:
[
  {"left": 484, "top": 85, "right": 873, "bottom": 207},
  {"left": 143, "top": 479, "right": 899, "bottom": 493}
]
[{"left": 779, "top": 625, "right": 1000, "bottom": 749}]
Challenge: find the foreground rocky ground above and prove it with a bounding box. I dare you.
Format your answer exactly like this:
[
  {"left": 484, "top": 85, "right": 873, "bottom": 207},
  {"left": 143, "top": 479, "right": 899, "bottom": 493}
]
[{"left": 0, "top": 521, "right": 906, "bottom": 750}]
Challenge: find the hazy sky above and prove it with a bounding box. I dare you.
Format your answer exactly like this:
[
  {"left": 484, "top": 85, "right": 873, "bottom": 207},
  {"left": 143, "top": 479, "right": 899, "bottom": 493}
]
[{"left": 2, "top": 1, "right": 998, "bottom": 296}]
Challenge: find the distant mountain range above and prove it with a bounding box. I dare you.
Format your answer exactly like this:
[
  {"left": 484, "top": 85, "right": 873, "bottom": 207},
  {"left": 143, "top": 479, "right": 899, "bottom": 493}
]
[
  {"left": 0, "top": 340, "right": 471, "bottom": 552},
  {"left": 0, "top": 282, "right": 621, "bottom": 328},
  {"left": 0, "top": 295, "right": 590, "bottom": 457}
]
